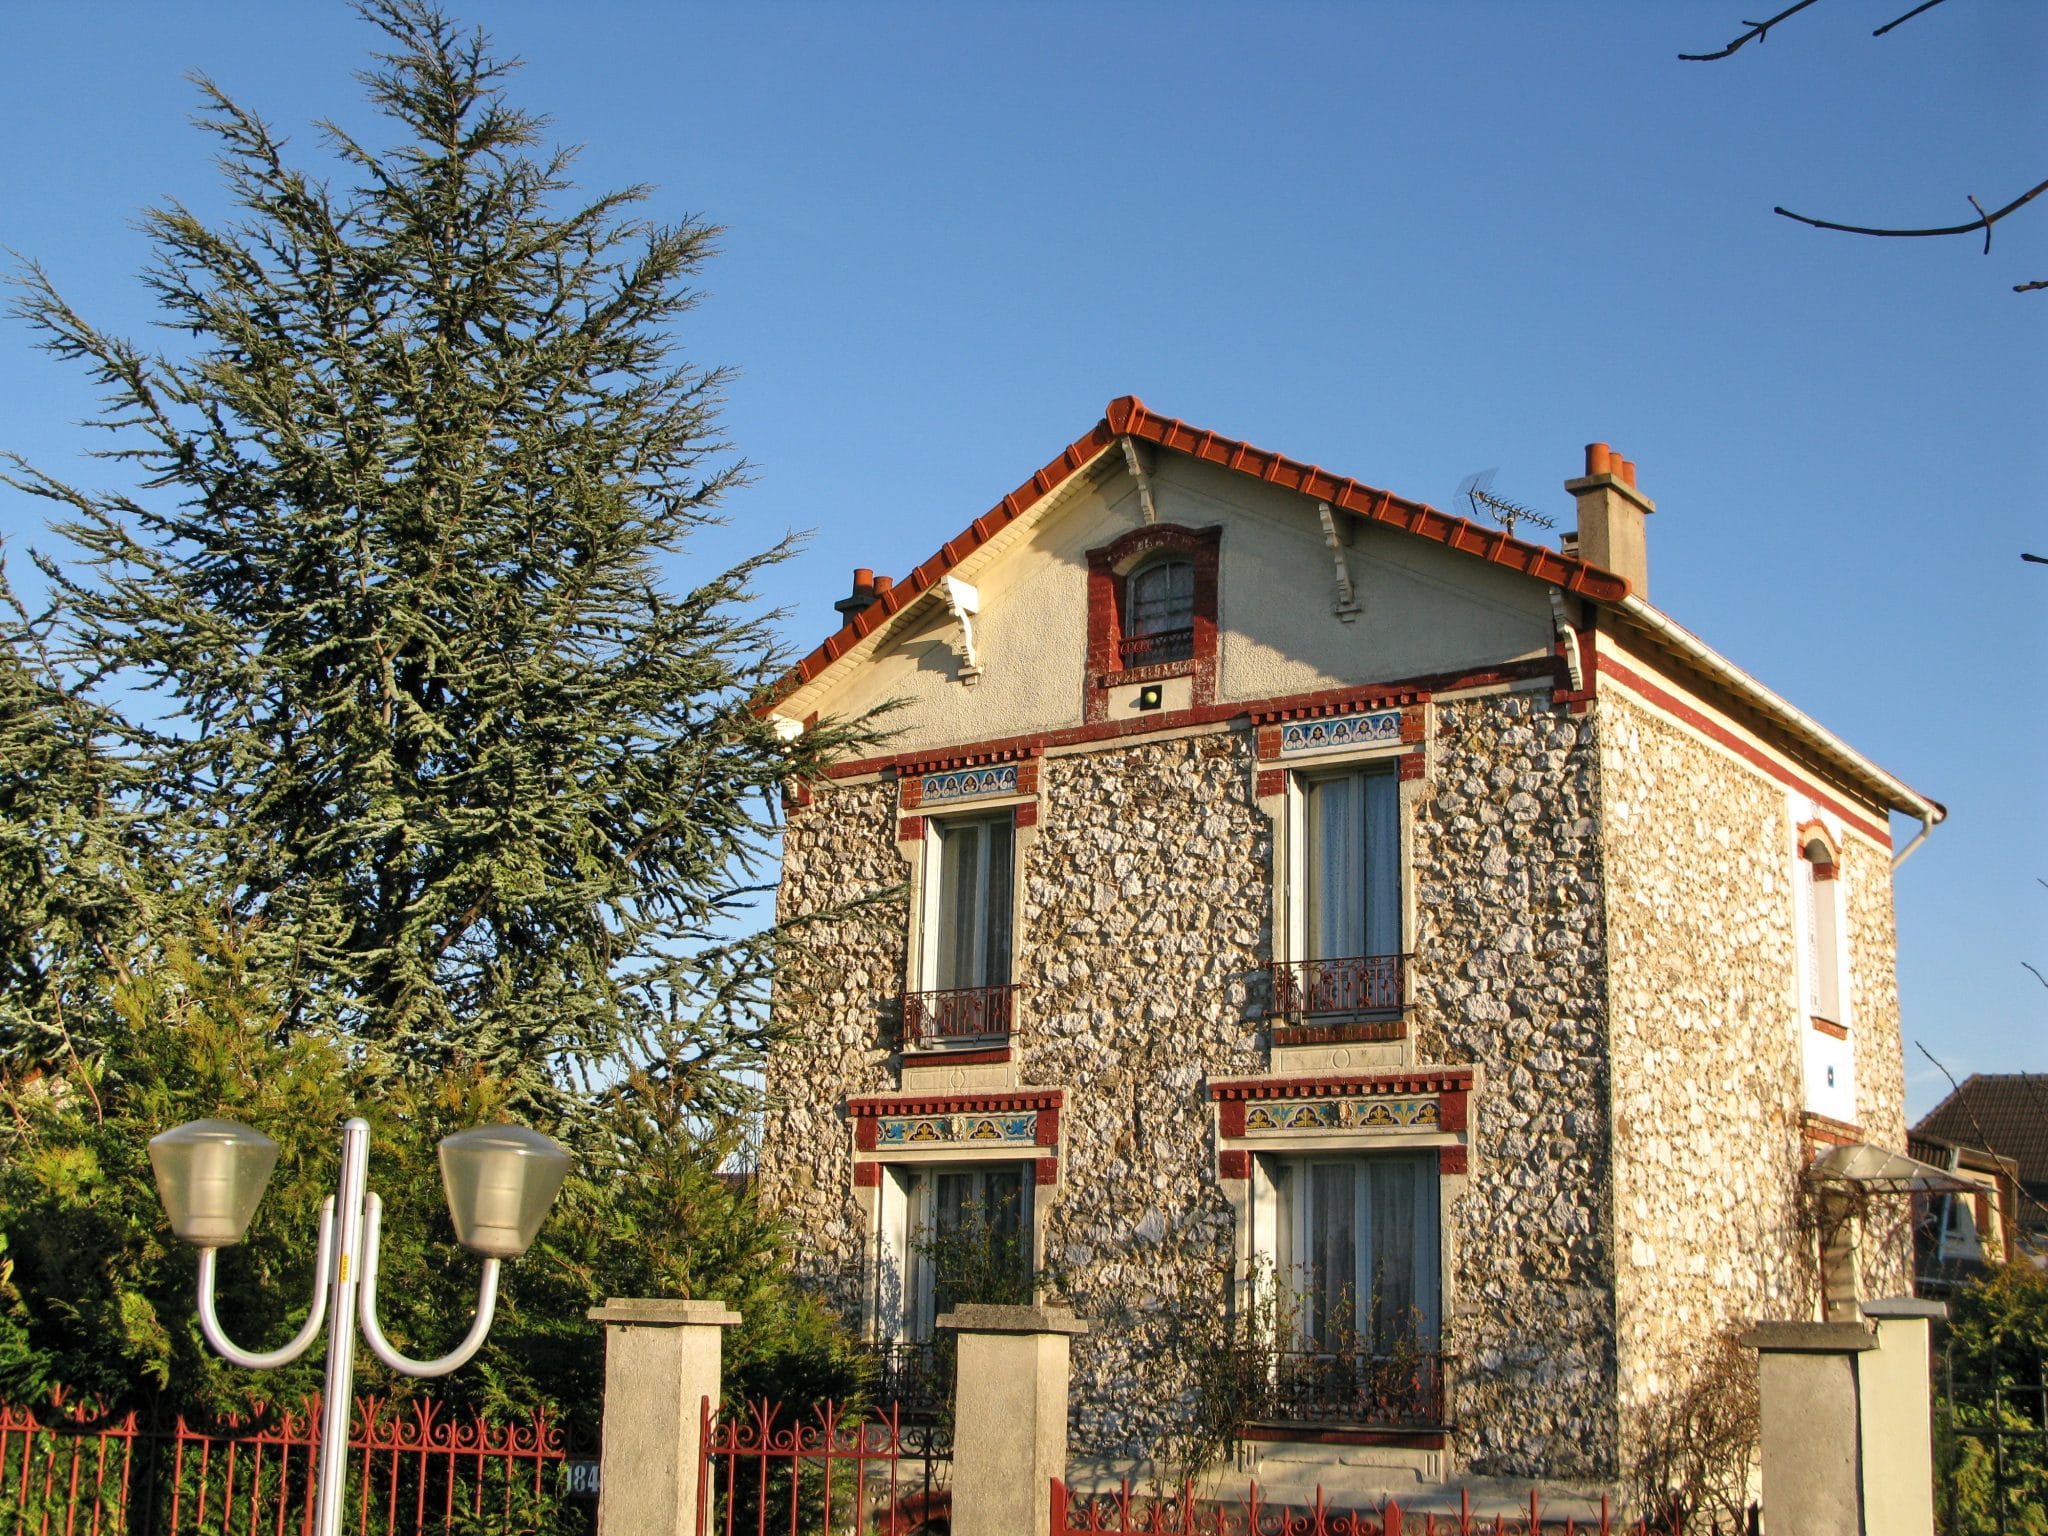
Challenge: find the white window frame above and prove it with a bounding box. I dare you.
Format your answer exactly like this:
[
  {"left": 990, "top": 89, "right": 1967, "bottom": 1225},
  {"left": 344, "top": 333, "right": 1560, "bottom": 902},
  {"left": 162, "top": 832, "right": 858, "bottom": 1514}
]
[
  {"left": 919, "top": 811, "right": 1016, "bottom": 994},
  {"left": 876, "top": 1161, "right": 1033, "bottom": 1344},
  {"left": 1254, "top": 1150, "right": 1440, "bottom": 1354}
]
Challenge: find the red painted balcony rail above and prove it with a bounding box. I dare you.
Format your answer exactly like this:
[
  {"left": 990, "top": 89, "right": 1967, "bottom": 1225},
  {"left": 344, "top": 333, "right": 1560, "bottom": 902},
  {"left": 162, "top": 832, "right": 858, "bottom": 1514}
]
[
  {"left": 1051, "top": 1480, "right": 1760, "bottom": 1536},
  {"left": 697, "top": 1397, "right": 945, "bottom": 1536},
  {"left": 901, "top": 983, "right": 1015, "bottom": 1050},
  {"left": 0, "top": 1391, "right": 583, "bottom": 1536},
  {"left": 1267, "top": 954, "right": 1407, "bottom": 1020},
  {"left": 1116, "top": 627, "right": 1194, "bottom": 668},
  {"left": 1229, "top": 1346, "right": 1446, "bottom": 1430}
]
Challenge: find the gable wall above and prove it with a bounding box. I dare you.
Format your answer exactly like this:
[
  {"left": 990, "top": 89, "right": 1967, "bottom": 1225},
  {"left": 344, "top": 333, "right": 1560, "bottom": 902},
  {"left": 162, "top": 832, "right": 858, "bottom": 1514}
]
[
  {"left": 1592, "top": 633, "right": 1910, "bottom": 1481},
  {"left": 796, "top": 454, "right": 1557, "bottom": 756}
]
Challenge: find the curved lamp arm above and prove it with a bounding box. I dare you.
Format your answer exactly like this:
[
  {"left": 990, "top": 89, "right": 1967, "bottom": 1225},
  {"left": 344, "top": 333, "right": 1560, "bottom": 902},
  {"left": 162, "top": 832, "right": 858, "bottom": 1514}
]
[
  {"left": 195, "top": 1197, "right": 335, "bottom": 1370},
  {"left": 356, "top": 1192, "right": 500, "bottom": 1379}
]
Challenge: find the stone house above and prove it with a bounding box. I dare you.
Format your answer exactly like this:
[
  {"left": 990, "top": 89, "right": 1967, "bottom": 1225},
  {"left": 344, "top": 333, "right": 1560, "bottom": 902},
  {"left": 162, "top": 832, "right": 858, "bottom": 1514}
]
[{"left": 752, "top": 396, "right": 1943, "bottom": 1492}]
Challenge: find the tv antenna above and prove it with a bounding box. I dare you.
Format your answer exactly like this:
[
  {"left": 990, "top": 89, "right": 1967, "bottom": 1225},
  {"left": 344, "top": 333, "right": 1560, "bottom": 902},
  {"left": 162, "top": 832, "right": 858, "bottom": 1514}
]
[{"left": 1456, "top": 468, "right": 1554, "bottom": 539}]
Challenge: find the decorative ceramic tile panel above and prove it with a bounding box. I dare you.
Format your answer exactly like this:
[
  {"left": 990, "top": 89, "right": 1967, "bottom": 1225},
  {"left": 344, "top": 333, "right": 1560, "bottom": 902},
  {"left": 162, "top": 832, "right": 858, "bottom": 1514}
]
[
  {"left": 875, "top": 1111, "right": 1039, "bottom": 1146},
  {"left": 919, "top": 765, "right": 1020, "bottom": 804},
  {"left": 1277, "top": 709, "right": 1403, "bottom": 758},
  {"left": 1241, "top": 1096, "right": 1439, "bottom": 1135}
]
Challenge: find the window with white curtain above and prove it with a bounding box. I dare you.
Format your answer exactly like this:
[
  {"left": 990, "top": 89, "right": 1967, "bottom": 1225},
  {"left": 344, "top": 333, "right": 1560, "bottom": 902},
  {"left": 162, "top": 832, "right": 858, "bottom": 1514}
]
[
  {"left": 1259, "top": 1152, "right": 1439, "bottom": 1353},
  {"left": 1301, "top": 767, "right": 1402, "bottom": 962},
  {"left": 926, "top": 813, "right": 1014, "bottom": 992},
  {"left": 878, "top": 1163, "right": 1030, "bottom": 1343}
]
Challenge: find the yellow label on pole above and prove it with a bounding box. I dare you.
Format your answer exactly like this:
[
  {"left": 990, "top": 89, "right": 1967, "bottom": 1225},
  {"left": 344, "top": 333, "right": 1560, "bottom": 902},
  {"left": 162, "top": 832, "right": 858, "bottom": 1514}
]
[{"left": 339, "top": 1254, "right": 350, "bottom": 1284}]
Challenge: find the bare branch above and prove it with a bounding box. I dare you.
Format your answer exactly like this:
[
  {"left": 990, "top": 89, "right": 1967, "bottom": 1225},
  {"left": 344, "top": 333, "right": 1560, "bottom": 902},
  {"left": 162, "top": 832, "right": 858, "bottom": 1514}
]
[
  {"left": 1775, "top": 177, "right": 2048, "bottom": 258},
  {"left": 1680, "top": 0, "right": 1826, "bottom": 61},
  {"left": 2016, "top": 280, "right": 2048, "bottom": 294},
  {"left": 1873, "top": 0, "right": 1951, "bottom": 36},
  {"left": 2025, "top": 961, "right": 2048, "bottom": 990}
]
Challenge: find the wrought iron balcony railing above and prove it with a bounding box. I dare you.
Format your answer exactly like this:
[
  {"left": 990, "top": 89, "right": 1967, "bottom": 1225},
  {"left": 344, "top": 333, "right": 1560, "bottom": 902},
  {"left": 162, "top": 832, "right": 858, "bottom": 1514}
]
[
  {"left": 1229, "top": 1346, "right": 1447, "bottom": 1430},
  {"left": 901, "top": 983, "right": 1015, "bottom": 1052},
  {"left": 870, "top": 1339, "right": 954, "bottom": 1425},
  {"left": 1116, "top": 626, "right": 1194, "bottom": 668},
  {"left": 1267, "top": 954, "right": 1407, "bottom": 1019}
]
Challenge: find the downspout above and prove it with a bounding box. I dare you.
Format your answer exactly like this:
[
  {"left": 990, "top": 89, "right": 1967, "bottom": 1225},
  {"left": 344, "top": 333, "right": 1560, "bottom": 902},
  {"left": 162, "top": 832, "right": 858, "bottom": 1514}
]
[{"left": 1891, "top": 816, "right": 1936, "bottom": 871}]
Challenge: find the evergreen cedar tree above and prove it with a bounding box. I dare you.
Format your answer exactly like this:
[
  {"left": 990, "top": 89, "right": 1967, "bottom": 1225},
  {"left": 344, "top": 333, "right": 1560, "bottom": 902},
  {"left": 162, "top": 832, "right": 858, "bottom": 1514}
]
[{"left": 0, "top": 0, "right": 872, "bottom": 1426}]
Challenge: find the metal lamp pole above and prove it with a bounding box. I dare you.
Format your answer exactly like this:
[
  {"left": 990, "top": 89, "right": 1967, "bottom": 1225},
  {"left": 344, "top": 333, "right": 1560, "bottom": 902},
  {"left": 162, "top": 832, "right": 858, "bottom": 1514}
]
[{"left": 149, "top": 1115, "right": 570, "bottom": 1536}]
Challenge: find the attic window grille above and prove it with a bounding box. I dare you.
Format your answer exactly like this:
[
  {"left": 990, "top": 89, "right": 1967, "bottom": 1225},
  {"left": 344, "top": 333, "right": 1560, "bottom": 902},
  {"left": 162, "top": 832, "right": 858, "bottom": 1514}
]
[{"left": 1120, "top": 557, "right": 1195, "bottom": 666}]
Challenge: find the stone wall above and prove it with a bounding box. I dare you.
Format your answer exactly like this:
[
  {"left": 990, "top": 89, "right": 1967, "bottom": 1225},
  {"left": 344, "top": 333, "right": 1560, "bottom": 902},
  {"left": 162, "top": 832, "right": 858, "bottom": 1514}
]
[
  {"left": 757, "top": 778, "right": 907, "bottom": 1315},
  {"left": 1019, "top": 733, "right": 1270, "bottom": 1464},
  {"left": 1409, "top": 691, "right": 1618, "bottom": 1480},
  {"left": 1844, "top": 833, "right": 1913, "bottom": 1300},
  {"left": 754, "top": 682, "right": 1912, "bottom": 1487},
  {"left": 1596, "top": 689, "right": 1815, "bottom": 1482}
]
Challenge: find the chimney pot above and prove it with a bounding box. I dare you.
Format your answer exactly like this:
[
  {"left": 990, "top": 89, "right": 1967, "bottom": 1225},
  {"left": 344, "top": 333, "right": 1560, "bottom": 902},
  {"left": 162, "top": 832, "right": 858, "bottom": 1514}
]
[
  {"left": 873, "top": 574, "right": 893, "bottom": 594},
  {"left": 1566, "top": 440, "right": 1655, "bottom": 595},
  {"left": 835, "top": 567, "right": 882, "bottom": 619}
]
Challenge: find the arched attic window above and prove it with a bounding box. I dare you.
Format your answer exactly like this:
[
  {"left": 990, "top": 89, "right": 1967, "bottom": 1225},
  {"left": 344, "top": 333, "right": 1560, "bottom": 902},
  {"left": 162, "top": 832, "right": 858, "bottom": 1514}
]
[
  {"left": 1122, "top": 555, "right": 1195, "bottom": 666},
  {"left": 1798, "top": 821, "right": 1843, "bottom": 1026}
]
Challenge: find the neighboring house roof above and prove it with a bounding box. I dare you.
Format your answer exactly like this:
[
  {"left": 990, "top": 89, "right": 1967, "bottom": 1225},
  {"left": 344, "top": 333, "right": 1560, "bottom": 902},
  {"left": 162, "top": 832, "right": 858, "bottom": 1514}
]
[
  {"left": 767, "top": 396, "right": 1942, "bottom": 827},
  {"left": 1915, "top": 1075, "right": 2048, "bottom": 1191}
]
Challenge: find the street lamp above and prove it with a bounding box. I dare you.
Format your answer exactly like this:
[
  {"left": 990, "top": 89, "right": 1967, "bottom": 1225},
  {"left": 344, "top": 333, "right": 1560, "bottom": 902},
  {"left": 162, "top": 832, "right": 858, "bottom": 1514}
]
[{"left": 148, "top": 1116, "right": 569, "bottom": 1536}]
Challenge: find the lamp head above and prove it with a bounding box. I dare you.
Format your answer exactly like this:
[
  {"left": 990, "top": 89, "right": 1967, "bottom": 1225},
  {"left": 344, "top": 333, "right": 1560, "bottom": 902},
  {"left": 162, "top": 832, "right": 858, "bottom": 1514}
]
[
  {"left": 148, "top": 1119, "right": 279, "bottom": 1248},
  {"left": 437, "top": 1124, "right": 571, "bottom": 1259}
]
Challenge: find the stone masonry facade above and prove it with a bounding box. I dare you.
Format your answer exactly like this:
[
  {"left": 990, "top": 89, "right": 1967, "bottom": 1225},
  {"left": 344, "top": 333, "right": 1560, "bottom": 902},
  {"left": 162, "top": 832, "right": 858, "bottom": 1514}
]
[{"left": 758, "top": 683, "right": 1910, "bottom": 1486}]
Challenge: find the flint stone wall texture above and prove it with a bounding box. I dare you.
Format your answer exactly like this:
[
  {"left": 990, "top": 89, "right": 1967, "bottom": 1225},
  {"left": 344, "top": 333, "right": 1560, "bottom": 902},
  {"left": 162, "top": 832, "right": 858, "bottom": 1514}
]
[
  {"left": 1019, "top": 734, "right": 1268, "bottom": 1463},
  {"left": 1843, "top": 832, "right": 1912, "bottom": 1301},
  {"left": 1597, "top": 691, "right": 1811, "bottom": 1479},
  {"left": 1409, "top": 692, "right": 1617, "bottom": 1480},
  {"left": 755, "top": 684, "right": 1910, "bottom": 1485},
  {"left": 1597, "top": 688, "right": 1909, "bottom": 1479},
  {"left": 757, "top": 778, "right": 907, "bottom": 1316}
]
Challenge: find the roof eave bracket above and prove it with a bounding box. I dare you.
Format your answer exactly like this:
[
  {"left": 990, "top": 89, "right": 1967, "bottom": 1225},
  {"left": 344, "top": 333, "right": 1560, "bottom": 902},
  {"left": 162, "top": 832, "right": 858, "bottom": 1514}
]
[
  {"left": 1318, "top": 502, "right": 1361, "bottom": 623},
  {"left": 1120, "top": 436, "right": 1160, "bottom": 525},
  {"left": 941, "top": 575, "right": 983, "bottom": 685}
]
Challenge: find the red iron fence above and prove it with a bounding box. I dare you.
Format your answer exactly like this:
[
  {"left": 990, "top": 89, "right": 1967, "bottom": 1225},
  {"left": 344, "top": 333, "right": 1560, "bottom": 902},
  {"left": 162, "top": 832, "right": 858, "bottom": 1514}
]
[
  {"left": 697, "top": 1398, "right": 948, "bottom": 1536},
  {"left": 0, "top": 1392, "right": 585, "bottom": 1536},
  {"left": 1052, "top": 1482, "right": 1759, "bottom": 1536}
]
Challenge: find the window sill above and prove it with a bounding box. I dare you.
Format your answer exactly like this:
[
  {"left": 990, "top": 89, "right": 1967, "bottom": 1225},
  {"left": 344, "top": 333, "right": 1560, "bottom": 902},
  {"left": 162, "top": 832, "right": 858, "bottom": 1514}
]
[
  {"left": 1811, "top": 1016, "right": 1848, "bottom": 1039},
  {"left": 1269, "top": 1017, "right": 1406, "bottom": 1048},
  {"left": 901, "top": 1045, "right": 1013, "bottom": 1067}
]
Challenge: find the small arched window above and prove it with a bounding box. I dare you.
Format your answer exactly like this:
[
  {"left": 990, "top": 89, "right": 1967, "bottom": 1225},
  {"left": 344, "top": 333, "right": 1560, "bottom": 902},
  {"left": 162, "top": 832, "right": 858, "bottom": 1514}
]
[
  {"left": 1121, "top": 556, "right": 1195, "bottom": 665},
  {"left": 1797, "top": 822, "right": 1842, "bottom": 1025}
]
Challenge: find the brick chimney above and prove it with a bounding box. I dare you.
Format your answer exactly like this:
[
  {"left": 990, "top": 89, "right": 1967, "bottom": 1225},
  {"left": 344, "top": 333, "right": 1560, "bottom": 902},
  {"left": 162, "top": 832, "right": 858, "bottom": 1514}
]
[{"left": 1564, "top": 443, "right": 1656, "bottom": 596}]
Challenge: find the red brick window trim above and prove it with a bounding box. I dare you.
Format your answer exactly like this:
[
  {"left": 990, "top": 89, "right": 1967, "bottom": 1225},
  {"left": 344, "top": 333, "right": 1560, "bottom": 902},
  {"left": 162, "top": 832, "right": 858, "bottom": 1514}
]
[
  {"left": 1085, "top": 525, "right": 1221, "bottom": 722},
  {"left": 1811, "top": 1017, "right": 1849, "bottom": 1041}
]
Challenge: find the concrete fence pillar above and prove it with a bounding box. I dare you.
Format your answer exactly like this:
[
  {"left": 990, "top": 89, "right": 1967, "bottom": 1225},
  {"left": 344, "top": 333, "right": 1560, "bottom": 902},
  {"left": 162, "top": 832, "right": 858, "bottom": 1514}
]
[
  {"left": 1741, "top": 1296, "right": 1943, "bottom": 1536},
  {"left": 587, "top": 1298, "right": 742, "bottom": 1536},
  {"left": 939, "top": 1303, "right": 1088, "bottom": 1536}
]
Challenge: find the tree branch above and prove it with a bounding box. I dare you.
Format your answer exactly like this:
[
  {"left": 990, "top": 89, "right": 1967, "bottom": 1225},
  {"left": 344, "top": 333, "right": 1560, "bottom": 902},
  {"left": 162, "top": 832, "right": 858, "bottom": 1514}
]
[
  {"left": 1872, "top": 0, "right": 1951, "bottom": 37},
  {"left": 1680, "top": 0, "right": 1826, "bottom": 61},
  {"left": 1775, "top": 177, "right": 2048, "bottom": 255}
]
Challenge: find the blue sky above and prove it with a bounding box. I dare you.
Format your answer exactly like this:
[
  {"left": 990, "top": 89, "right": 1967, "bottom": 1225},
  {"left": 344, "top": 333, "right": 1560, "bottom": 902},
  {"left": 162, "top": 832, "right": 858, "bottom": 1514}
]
[{"left": 2, "top": 2, "right": 2041, "bottom": 1118}]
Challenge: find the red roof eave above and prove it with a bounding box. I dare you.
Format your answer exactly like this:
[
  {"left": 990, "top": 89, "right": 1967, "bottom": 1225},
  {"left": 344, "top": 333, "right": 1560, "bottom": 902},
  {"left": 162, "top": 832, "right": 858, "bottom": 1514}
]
[{"left": 762, "top": 396, "right": 1630, "bottom": 713}]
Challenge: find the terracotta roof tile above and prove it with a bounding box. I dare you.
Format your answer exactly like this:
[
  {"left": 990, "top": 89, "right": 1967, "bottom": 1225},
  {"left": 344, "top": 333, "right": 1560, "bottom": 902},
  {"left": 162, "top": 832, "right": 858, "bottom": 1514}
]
[{"left": 768, "top": 396, "right": 1628, "bottom": 707}]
